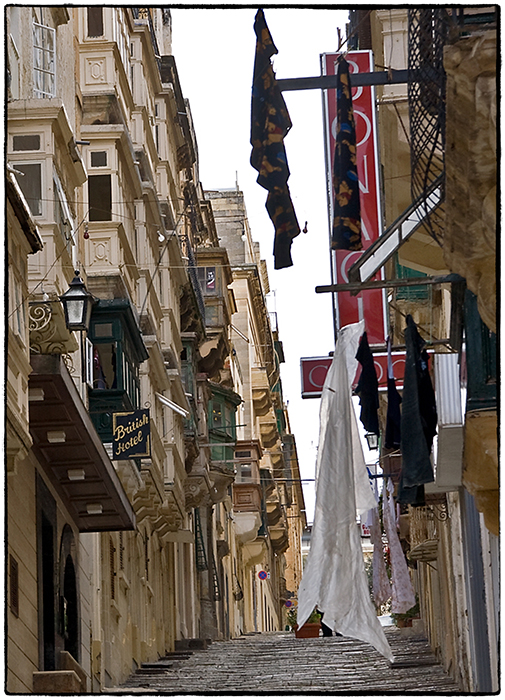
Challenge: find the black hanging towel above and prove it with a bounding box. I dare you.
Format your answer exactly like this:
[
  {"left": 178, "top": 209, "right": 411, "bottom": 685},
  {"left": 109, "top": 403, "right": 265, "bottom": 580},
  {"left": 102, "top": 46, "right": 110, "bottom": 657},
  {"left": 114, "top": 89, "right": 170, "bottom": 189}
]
[
  {"left": 331, "top": 56, "right": 363, "bottom": 252},
  {"left": 397, "top": 316, "right": 437, "bottom": 505},
  {"left": 250, "top": 9, "right": 300, "bottom": 269},
  {"left": 385, "top": 336, "right": 402, "bottom": 449},
  {"left": 354, "top": 331, "right": 380, "bottom": 437}
]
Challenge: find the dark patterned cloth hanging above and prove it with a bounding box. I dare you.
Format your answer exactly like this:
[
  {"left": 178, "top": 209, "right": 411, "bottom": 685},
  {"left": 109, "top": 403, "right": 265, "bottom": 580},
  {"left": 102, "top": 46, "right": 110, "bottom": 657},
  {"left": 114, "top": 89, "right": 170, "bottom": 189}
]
[
  {"left": 250, "top": 9, "right": 300, "bottom": 269},
  {"left": 331, "top": 56, "right": 362, "bottom": 251},
  {"left": 385, "top": 337, "right": 402, "bottom": 449},
  {"left": 397, "top": 315, "right": 437, "bottom": 505},
  {"left": 354, "top": 331, "right": 380, "bottom": 436}
]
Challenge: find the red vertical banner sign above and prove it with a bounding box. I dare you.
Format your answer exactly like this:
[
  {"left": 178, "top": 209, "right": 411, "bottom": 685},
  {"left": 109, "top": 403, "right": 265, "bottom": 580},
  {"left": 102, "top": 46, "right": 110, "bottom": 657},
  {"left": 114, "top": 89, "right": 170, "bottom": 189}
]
[{"left": 322, "top": 51, "right": 387, "bottom": 345}]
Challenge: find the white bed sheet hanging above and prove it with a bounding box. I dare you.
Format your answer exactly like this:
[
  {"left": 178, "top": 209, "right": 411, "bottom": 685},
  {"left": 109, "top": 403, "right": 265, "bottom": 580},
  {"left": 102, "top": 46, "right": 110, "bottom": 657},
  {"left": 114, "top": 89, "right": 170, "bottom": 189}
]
[{"left": 297, "top": 320, "right": 393, "bottom": 662}]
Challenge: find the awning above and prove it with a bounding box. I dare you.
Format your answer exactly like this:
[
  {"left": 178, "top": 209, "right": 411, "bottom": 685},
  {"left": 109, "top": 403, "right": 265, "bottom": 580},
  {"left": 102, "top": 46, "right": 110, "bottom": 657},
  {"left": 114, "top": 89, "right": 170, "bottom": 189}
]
[
  {"left": 29, "top": 353, "right": 136, "bottom": 531},
  {"left": 348, "top": 175, "right": 444, "bottom": 285}
]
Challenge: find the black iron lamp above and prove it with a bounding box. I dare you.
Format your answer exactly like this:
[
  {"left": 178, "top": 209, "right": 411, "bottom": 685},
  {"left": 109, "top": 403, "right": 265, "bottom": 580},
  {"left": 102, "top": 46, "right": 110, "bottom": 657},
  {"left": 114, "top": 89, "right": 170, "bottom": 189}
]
[
  {"left": 365, "top": 432, "right": 379, "bottom": 450},
  {"left": 59, "top": 270, "right": 95, "bottom": 332}
]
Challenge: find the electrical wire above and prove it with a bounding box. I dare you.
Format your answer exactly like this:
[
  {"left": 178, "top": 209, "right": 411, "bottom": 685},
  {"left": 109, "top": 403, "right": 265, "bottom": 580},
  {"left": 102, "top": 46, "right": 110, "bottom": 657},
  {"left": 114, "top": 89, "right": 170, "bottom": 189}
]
[
  {"left": 8, "top": 211, "right": 90, "bottom": 320},
  {"left": 138, "top": 203, "right": 188, "bottom": 319}
]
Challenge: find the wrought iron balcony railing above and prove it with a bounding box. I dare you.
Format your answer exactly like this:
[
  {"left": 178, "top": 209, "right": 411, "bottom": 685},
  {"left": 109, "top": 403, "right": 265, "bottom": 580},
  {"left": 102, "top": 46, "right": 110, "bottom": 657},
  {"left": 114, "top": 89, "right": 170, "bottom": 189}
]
[{"left": 408, "top": 8, "right": 449, "bottom": 246}]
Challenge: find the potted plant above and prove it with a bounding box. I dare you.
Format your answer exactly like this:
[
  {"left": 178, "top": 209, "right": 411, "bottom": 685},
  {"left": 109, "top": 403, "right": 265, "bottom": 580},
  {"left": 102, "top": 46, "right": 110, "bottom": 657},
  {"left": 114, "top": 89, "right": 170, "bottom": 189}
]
[
  {"left": 288, "top": 607, "right": 322, "bottom": 638},
  {"left": 391, "top": 597, "right": 420, "bottom": 628}
]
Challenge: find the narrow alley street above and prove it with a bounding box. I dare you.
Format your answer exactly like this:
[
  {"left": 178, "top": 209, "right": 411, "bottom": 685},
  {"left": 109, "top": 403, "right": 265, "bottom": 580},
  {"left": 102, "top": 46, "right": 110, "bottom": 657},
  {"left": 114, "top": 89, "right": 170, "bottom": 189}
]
[{"left": 116, "top": 627, "right": 461, "bottom": 694}]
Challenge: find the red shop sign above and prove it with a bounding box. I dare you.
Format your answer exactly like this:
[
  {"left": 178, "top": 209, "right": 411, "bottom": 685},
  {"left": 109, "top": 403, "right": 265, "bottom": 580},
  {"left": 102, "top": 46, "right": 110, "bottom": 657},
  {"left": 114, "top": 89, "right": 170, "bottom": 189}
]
[{"left": 322, "top": 50, "right": 387, "bottom": 345}]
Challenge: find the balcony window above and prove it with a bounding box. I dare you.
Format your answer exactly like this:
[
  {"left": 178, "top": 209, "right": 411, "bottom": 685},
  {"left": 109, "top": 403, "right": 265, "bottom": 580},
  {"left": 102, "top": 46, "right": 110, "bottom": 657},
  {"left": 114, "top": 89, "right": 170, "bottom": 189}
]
[
  {"left": 87, "top": 7, "right": 104, "bottom": 37},
  {"left": 33, "top": 22, "right": 55, "bottom": 98},
  {"left": 87, "top": 301, "right": 148, "bottom": 443},
  {"left": 211, "top": 401, "right": 223, "bottom": 428},
  {"left": 15, "top": 163, "right": 42, "bottom": 216},
  {"left": 198, "top": 266, "right": 218, "bottom": 295},
  {"left": 13, "top": 134, "right": 40, "bottom": 151},
  {"left": 236, "top": 464, "right": 253, "bottom": 483},
  {"left": 208, "top": 386, "right": 241, "bottom": 472},
  {"left": 464, "top": 290, "right": 496, "bottom": 411},
  {"left": 90, "top": 151, "right": 107, "bottom": 168},
  {"left": 88, "top": 174, "right": 112, "bottom": 221},
  {"left": 92, "top": 343, "right": 117, "bottom": 390},
  {"left": 90, "top": 319, "right": 140, "bottom": 405},
  {"left": 395, "top": 256, "right": 429, "bottom": 301},
  {"left": 53, "top": 169, "right": 73, "bottom": 248},
  {"left": 8, "top": 7, "right": 21, "bottom": 99}
]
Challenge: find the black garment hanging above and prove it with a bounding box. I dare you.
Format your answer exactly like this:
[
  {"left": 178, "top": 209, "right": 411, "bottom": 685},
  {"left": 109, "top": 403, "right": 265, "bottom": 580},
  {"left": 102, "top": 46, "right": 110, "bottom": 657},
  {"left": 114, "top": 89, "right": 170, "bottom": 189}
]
[
  {"left": 385, "top": 337, "right": 402, "bottom": 449},
  {"left": 397, "top": 315, "right": 437, "bottom": 504},
  {"left": 354, "top": 331, "right": 380, "bottom": 436},
  {"left": 250, "top": 9, "right": 300, "bottom": 269}
]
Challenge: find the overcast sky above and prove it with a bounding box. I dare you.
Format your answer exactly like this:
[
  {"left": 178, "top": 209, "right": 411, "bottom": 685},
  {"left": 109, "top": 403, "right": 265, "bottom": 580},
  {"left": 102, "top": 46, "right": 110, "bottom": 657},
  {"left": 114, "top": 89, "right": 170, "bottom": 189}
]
[{"left": 171, "top": 7, "right": 371, "bottom": 521}]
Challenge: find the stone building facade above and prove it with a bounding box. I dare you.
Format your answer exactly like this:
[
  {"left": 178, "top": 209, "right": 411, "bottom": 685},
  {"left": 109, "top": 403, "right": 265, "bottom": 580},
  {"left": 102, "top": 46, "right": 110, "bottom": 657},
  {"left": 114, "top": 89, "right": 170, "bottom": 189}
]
[
  {"left": 349, "top": 7, "right": 498, "bottom": 692},
  {"left": 206, "top": 189, "right": 306, "bottom": 634},
  {"left": 5, "top": 7, "right": 304, "bottom": 693}
]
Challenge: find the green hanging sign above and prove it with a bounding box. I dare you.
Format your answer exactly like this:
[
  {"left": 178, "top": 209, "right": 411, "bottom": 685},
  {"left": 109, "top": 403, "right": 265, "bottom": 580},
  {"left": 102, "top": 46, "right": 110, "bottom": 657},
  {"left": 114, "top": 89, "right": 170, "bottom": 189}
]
[{"left": 112, "top": 409, "right": 150, "bottom": 460}]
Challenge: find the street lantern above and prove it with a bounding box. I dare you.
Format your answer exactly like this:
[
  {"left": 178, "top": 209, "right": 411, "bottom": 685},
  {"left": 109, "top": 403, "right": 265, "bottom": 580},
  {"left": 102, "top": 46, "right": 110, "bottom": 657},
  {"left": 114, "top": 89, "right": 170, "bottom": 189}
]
[
  {"left": 365, "top": 432, "right": 379, "bottom": 451},
  {"left": 59, "top": 270, "right": 95, "bottom": 332}
]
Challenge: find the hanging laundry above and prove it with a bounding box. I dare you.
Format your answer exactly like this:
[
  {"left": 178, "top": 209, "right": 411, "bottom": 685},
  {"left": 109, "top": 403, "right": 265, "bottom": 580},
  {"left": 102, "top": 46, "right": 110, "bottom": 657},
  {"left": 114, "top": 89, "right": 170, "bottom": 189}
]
[
  {"left": 297, "top": 320, "right": 393, "bottom": 663},
  {"left": 250, "top": 9, "right": 300, "bottom": 269},
  {"left": 331, "top": 56, "right": 362, "bottom": 251},
  {"left": 370, "top": 507, "right": 392, "bottom": 608},
  {"left": 384, "top": 479, "right": 416, "bottom": 614},
  {"left": 397, "top": 315, "right": 437, "bottom": 505},
  {"left": 385, "top": 336, "right": 402, "bottom": 449},
  {"left": 354, "top": 331, "right": 380, "bottom": 437}
]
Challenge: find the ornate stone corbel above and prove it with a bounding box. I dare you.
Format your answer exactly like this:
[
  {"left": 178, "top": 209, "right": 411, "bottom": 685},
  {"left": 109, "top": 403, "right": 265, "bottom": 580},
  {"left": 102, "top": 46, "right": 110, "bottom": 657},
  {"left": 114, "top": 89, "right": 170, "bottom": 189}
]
[
  {"left": 184, "top": 475, "right": 211, "bottom": 510},
  {"left": 29, "top": 300, "right": 78, "bottom": 355}
]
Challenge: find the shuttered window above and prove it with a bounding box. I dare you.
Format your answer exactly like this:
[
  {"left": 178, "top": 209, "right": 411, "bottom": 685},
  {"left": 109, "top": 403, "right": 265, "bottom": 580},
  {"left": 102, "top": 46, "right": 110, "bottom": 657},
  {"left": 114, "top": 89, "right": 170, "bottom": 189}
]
[
  {"left": 109, "top": 538, "right": 116, "bottom": 600},
  {"left": 119, "top": 531, "right": 124, "bottom": 570}
]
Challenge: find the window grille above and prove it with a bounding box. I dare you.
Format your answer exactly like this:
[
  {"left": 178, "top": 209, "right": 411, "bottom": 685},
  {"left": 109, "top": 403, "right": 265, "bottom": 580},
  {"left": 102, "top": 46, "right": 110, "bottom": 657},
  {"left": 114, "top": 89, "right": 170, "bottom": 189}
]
[
  {"left": 33, "top": 22, "right": 56, "bottom": 98},
  {"left": 408, "top": 9, "right": 449, "bottom": 245}
]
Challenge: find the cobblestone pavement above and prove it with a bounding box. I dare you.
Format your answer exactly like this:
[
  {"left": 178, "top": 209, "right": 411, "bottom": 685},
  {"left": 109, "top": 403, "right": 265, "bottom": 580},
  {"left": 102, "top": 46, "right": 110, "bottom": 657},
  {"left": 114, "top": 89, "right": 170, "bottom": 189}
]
[{"left": 117, "top": 627, "right": 461, "bottom": 694}]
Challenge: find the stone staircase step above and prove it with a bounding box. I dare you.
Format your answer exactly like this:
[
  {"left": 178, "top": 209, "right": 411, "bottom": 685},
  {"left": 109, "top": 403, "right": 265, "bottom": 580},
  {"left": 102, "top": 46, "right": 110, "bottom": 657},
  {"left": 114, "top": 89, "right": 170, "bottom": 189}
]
[
  {"left": 175, "top": 638, "right": 211, "bottom": 651},
  {"left": 119, "top": 629, "right": 462, "bottom": 693}
]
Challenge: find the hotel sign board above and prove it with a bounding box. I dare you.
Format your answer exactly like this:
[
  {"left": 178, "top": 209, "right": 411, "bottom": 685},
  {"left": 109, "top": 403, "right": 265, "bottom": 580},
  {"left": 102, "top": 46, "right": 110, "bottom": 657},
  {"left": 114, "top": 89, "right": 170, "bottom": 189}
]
[
  {"left": 112, "top": 408, "right": 151, "bottom": 460},
  {"left": 322, "top": 50, "right": 387, "bottom": 345}
]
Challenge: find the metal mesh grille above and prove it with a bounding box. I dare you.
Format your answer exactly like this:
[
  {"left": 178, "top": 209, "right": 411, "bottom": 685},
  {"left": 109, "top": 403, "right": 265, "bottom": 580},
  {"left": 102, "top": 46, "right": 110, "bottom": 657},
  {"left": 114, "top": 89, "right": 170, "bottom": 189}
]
[{"left": 408, "top": 9, "right": 450, "bottom": 245}]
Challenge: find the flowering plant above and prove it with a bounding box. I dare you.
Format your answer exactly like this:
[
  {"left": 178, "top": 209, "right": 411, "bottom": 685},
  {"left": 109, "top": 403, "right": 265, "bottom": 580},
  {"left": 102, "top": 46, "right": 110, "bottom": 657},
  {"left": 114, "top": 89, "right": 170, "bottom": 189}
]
[{"left": 286, "top": 607, "right": 321, "bottom": 627}]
